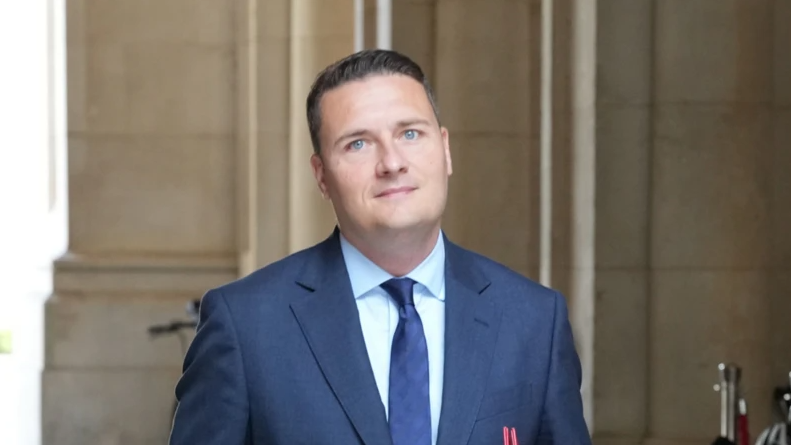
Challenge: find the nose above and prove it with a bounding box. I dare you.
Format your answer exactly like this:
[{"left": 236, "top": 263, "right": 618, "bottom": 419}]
[{"left": 375, "top": 140, "right": 408, "bottom": 177}]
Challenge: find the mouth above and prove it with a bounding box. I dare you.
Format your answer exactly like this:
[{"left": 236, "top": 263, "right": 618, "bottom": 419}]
[{"left": 375, "top": 186, "right": 416, "bottom": 198}]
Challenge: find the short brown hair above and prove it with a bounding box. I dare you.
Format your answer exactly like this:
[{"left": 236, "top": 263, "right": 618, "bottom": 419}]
[{"left": 305, "top": 49, "right": 440, "bottom": 154}]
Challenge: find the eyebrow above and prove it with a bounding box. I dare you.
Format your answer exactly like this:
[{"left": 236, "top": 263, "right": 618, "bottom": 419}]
[
  {"left": 332, "top": 119, "right": 434, "bottom": 148},
  {"left": 394, "top": 118, "right": 432, "bottom": 129}
]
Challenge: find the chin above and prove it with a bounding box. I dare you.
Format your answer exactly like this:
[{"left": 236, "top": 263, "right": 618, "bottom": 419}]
[{"left": 375, "top": 215, "right": 438, "bottom": 233}]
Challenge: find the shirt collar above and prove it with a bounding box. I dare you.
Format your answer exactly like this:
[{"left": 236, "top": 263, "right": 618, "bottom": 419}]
[{"left": 339, "top": 231, "right": 446, "bottom": 301}]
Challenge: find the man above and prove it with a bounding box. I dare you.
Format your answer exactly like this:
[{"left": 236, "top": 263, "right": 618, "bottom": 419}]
[{"left": 169, "top": 49, "right": 591, "bottom": 445}]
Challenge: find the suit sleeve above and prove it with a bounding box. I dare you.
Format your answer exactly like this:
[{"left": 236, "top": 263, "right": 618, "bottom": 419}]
[
  {"left": 169, "top": 290, "right": 251, "bottom": 445},
  {"left": 536, "top": 291, "right": 592, "bottom": 445}
]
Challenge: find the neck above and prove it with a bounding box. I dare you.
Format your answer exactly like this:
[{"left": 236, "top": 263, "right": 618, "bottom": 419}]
[{"left": 341, "top": 225, "right": 441, "bottom": 277}]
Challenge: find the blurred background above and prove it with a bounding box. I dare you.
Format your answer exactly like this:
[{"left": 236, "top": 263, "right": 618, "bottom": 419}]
[{"left": 0, "top": 0, "right": 789, "bottom": 444}]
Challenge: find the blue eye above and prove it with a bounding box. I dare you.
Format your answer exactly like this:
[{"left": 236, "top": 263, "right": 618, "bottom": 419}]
[
  {"left": 349, "top": 140, "right": 365, "bottom": 150},
  {"left": 404, "top": 130, "right": 418, "bottom": 140}
]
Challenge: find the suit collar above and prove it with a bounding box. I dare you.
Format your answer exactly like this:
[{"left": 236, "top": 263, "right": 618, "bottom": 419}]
[
  {"left": 292, "top": 228, "right": 502, "bottom": 445},
  {"left": 436, "top": 236, "right": 501, "bottom": 445},
  {"left": 295, "top": 227, "right": 480, "bottom": 293},
  {"left": 291, "top": 228, "right": 393, "bottom": 445},
  {"left": 441, "top": 232, "right": 491, "bottom": 294}
]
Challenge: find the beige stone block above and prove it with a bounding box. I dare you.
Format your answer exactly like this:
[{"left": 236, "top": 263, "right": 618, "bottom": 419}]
[
  {"left": 125, "top": 44, "right": 235, "bottom": 135},
  {"left": 290, "top": 36, "right": 356, "bottom": 98},
  {"left": 292, "top": 0, "right": 355, "bottom": 38},
  {"left": 592, "top": 269, "right": 648, "bottom": 435},
  {"left": 527, "top": 134, "right": 542, "bottom": 274},
  {"left": 571, "top": 104, "right": 596, "bottom": 261},
  {"left": 42, "top": 369, "right": 181, "bottom": 445},
  {"left": 235, "top": 0, "right": 252, "bottom": 45},
  {"left": 649, "top": 270, "right": 773, "bottom": 438},
  {"left": 651, "top": 105, "right": 773, "bottom": 269},
  {"left": 773, "top": 109, "right": 791, "bottom": 268},
  {"left": 84, "top": 0, "right": 235, "bottom": 45},
  {"left": 289, "top": 128, "right": 337, "bottom": 251},
  {"left": 66, "top": 0, "right": 86, "bottom": 48},
  {"left": 256, "top": 38, "right": 292, "bottom": 134},
  {"left": 45, "top": 295, "right": 198, "bottom": 368},
  {"left": 547, "top": 268, "right": 572, "bottom": 304},
  {"left": 592, "top": 436, "right": 645, "bottom": 445},
  {"left": 655, "top": 0, "right": 774, "bottom": 104},
  {"left": 236, "top": 38, "right": 291, "bottom": 138},
  {"left": 775, "top": 0, "right": 791, "bottom": 106},
  {"left": 255, "top": 132, "right": 291, "bottom": 219},
  {"left": 435, "top": 1, "right": 530, "bottom": 134},
  {"left": 542, "top": 267, "right": 592, "bottom": 323},
  {"left": 570, "top": 0, "right": 597, "bottom": 111},
  {"left": 595, "top": 106, "right": 651, "bottom": 268},
  {"left": 443, "top": 134, "right": 535, "bottom": 276},
  {"left": 236, "top": 38, "right": 291, "bottom": 137},
  {"left": 393, "top": 1, "right": 436, "bottom": 85},
  {"left": 548, "top": 106, "right": 596, "bottom": 270},
  {"left": 288, "top": 152, "right": 338, "bottom": 253},
  {"left": 287, "top": 30, "right": 353, "bottom": 252},
  {"left": 435, "top": 47, "right": 530, "bottom": 134},
  {"left": 53, "top": 253, "right": 237, "bottom": 295},
  {"left": 66, "top": 0, "right": 87, "bottom": 133},
  {"left": 643, "top": 439, "right": 714, "bottom": 445},
  {"left": 237, "top": 130, "right": 291, "bottom": 271},
  {"left": 68, "top": 43, "right": 234, "bottom": 135},
  {"left": 769, "top": 270, "right": 791, "bottom": 382},
  {"left": 256, "top": 0, "right": 291, "bottom": 40},
  {"left": 68, "top": 135, "right": 236, "bottom": 255},
  {"left": 549, "top": 111, "right": 573, "bottom": 269},
  {"left": 596, "top": 0, "right": 653, "bottom": 105},
  {"left": 363, "top": 0, "right": 377, "bottom": 49},
  {"left": 436, "top": 0, "right": 530, "bottom": 46},
  {"left": 236, "top": 42, "right": 253, "bottom": 140},
  {"left": 549, "top": 0, "right": 573, "bottom": 113},
  {"left": 80, "top": 44, "right": 128, "bottom": 134},
  {"left": 528, "top": 0, "right": 542, "bottom": 140}
]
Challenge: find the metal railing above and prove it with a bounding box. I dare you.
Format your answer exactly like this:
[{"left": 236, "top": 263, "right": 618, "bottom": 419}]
[{"left": 712, "top": 363, "right": 791, "bottom": 445}]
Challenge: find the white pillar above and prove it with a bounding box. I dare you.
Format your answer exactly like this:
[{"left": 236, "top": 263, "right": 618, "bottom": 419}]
[{"left": 375, "top": 0, "right": 391, "bottom": 49}]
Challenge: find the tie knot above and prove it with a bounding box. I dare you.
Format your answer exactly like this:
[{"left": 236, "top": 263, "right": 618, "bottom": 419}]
[{"left": 380, "top": 277, "right": 416, "bottom": 308}]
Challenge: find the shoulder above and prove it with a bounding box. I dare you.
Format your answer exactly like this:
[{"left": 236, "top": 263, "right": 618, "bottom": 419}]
[
  {"left": 446, "top": 239, "right": 561, "bottom": 305},
  {"left": 446, "top": 241, "right": 570, "bottom": 339},
  {"left": 202, "top": 241, "right": 324, "bottom": 307}
]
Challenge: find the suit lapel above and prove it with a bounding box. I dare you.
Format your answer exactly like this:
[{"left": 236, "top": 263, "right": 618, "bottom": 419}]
[
  {"left": 436, "top": 240, "right": 501, "bottom": 445},
  {"left": 289, "top": 229, "right": 392, "bottom": 445}
]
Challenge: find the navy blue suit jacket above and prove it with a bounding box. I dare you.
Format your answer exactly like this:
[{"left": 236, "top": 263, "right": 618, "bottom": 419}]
[{"left": 169, "top": 229, "right": 591, "bottom": 444}]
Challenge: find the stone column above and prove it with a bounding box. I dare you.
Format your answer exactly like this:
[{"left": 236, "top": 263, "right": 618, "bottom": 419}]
[
  {"left": 364, "top": 0, "right": 377, "bottom": 49},
  {"left": 434, "top": 0, "right": 536, "bottom": 277},
  {"left": 43, "top": 1, "right": 239, "bottom": 443},
  {"left": 236, "top": 0, "right": 291, "bottom": 274},
  {"left": 288, "top": 0, "right": 355, "bottom": 251},
  {"left": 392, "top": 0, "right": 437, "bottom": 86},
  {"left": 237, "top": 0, "right": 355, "bottom": 271},
  {"left": 771, "top": 0, "right": 791, "bottom": 385},
  {"left": 649, "top": 1, "right": 776, "bottom": 441},
  {"left": 543, "top": 0, "right": 597, "bottom": 428},
  {"left": 589, "top": 0, "right": 654, "bottom": 443}
]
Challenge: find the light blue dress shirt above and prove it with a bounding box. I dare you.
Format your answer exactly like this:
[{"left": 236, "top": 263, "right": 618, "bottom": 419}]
[{"left": 339, "top": 232, "right": 446, "bottom": 445}]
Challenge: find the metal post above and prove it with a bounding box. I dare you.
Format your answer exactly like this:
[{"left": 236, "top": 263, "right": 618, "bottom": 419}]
[{"left": 716, "top": 363, "right": 741, "bottom": 441}]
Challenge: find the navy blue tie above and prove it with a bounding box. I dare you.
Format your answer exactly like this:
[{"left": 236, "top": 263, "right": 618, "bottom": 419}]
[{"left": 381, "top": 277, "right": 431, "bottom": 445}]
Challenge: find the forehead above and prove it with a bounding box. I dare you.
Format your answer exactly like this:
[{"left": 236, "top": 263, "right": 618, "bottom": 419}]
[{"left": 319, "top": 74, "right": 436, "bottom": 131}]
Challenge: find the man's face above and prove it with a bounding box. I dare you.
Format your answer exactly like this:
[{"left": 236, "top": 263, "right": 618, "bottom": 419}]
[{"left": 310, "top": 74, "right": 452, "bottom": 239}]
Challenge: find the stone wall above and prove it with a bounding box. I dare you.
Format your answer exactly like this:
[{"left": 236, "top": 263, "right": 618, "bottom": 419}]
[{"left": 43, "top": 0, "right": 791, "bottom": 443}]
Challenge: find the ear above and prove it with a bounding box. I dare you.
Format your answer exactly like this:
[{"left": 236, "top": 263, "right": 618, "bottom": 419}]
[
  {"left": 310, "top": 153, "right": 330, "bottom": 199},
  {"left": 441, "top": 126, "right": 452, "bottom": 176}
]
